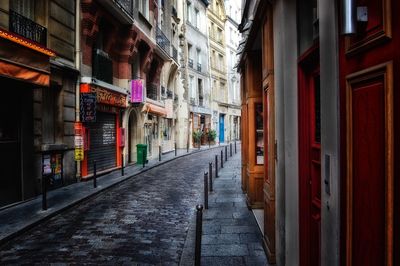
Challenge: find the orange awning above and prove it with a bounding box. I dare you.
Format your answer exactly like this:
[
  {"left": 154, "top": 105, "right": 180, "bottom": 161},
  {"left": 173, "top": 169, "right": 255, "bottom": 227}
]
[
  {"left": 0, "top": 60, "right": 49, "bottom": 86},
  {"left": 143, "top": 103, "right": 167, "bottom": 117}
]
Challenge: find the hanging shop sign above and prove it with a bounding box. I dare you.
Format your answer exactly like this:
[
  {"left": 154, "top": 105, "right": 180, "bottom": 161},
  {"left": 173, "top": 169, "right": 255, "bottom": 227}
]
[
  {"left": 131, "top": 79, "right": 144, "bottom": 103},
  {"left": 80, "top": 93, "right": 97, "bottom": 122},
  {"left": 91, "top": 86, "right": 127, "bottom": 107}
]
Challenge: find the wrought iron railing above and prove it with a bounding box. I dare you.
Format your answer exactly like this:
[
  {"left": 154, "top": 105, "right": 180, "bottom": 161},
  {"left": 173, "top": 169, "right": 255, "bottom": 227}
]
[
  {"left": 9, "top": 10, "right": 47, "bottom": 46},
  {"left": 172, "top": 46, "right": 178, "bottom": 62},
  {"left": 156, "top": 26, "right": 170, "bottom": 55},
  {"left": 147, "top": 84, "right": 158, "bottom": 101},
  {"left": 115, "top": 0, "right": 133, "bottom": 17},
  {"left": 197, "top": 63, "right": 201, "bottom": 72},
  {"left": 188, "top": 59, "right": 193, "bottom": 68},
  {"left": 92, "top": 49, "right": 113, "bottom": 84}
]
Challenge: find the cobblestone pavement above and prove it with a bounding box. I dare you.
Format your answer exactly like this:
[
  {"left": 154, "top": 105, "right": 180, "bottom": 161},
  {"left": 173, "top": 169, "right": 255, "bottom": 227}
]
[{"left": 0, "top": 149, "right": 225, "bottom": 265}]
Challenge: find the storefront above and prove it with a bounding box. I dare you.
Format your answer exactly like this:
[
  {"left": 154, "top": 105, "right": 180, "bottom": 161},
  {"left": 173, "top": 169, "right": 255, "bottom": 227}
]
[
  {"left": 80, "top": 83, "right": 127, "bottom": 178},
  {"left": 0, "top": 29, "right": 55, "bottom": 207}
]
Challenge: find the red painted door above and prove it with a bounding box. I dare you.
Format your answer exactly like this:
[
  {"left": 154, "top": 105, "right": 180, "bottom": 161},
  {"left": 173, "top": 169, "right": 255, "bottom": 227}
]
[
  {"left": 299, "top": 45, "right": 321, "bottom": 266},
  {"left": 338, "top": 0, "right": 398, "bottom": 265}
]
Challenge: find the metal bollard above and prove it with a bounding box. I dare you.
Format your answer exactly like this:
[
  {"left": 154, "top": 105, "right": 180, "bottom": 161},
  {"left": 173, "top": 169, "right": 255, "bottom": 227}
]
[
  {"left": 215, "top": 154, "right": 219, "bottom": 177},
  {"left": 142, "top": 151, "right": 145, "bottom": 168},
  {"left": 159, "top": 146, "right": 162, "bottom": 161},
  {"left": 209, "top": 162, "right": 213, "bottom": 192},
  {"left": 204, "top": 172, "right": 208, "bottom": 209},
  {"left": 235, "top": 141, "right": 237, "bottom": 154},
  {"left": 175, "top": 142, "right": 177, "bottom": 156},
  {"left": 187, "top": 141, "right": 189, "bottom": 153},
  {"left": 42, "top": 175, "right": 47, "bottom": 210},
  {"left": 230, "top": 143, "right": 232, "bottom": 157},
  {"left": 221, "top": 150, "right": 224, "bottom": 168},
  {"left": 121, "top": 153, "right": 124, "bottom": 176},
  {"left": 195, "top": 204, "right": 203, "bottom": 266},
  {"left": 225, "top": 146, "right": 228, "bottom": 161},
  {"left": 93, "top": 160, "right": 97, "bottom": 188},
  {"left": 198, "top": 139, "right": 200, "bottom": 150}
]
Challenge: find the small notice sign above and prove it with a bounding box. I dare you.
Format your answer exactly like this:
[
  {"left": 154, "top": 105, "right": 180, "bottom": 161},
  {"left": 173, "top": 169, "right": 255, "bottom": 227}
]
[
  {"left": 80, "top": 93, "right": 96, "bottom": 122},
  {"left": 75, "top": 147, "right": 84, "bottom": 161}
]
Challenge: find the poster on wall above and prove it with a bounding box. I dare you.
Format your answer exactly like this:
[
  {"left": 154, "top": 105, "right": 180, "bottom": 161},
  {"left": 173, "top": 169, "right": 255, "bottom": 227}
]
[{"left": 131, "top": 79, "right": 144, "bottom": 103}]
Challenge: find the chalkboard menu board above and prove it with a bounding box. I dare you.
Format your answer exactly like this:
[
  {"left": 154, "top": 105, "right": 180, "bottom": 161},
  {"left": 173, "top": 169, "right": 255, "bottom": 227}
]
[{"left": 80, "top": 93, "right": 96, "bottom": 122}]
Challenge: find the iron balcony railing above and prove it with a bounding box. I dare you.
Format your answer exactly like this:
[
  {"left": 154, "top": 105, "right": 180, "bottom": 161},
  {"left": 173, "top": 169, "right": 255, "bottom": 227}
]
[
  {"left": 197, "top": 63, "right": 202, "bottom": 72},
  {"left": 188, "top": 59, "right": 194, "bottom": 68},
  {"left": 9, "top": 10, "right": 47, "bottom": 46},
  {"left": 115, "top": 0, "right": 133, "bottom": 17},
  {"left": 92, "top": 49, "right": 113, "bottom": 84},
  {"left": 156, "top": 26, "right": 170, "bottom": 55},
  {"left": 172, "top": 45, "right": 178, "bottom": 62},
  {"left": 147, "top": 84, "right": 158, "bottom": 101}
]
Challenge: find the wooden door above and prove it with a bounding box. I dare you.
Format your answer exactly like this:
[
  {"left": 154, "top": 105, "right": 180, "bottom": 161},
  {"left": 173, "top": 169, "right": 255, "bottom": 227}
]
[
  {"left": 299, "top": 45, "right": 321, "bottom": 266},
  {"left": 339, "top": 1, "right": 397, "bottom": 265},
  {"left": 261, "top": 3, "right": 276, "bottom": 262}
]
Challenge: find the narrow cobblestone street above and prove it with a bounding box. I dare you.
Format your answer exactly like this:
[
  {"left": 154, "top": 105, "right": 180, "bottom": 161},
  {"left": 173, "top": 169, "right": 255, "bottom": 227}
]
[{"left": 0, "top": 149, "right": 221, "bottom": 265}]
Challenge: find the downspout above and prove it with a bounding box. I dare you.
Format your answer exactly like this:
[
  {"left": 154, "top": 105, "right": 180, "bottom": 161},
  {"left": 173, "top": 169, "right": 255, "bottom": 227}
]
[{"left": 75, "top": 0, "right": 81, "bottom": 178}]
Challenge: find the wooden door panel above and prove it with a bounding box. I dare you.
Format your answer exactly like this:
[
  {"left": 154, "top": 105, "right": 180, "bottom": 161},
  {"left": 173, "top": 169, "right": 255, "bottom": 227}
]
[
  {"left": 352, "top": 81, "right": 385, "bottom": 266},
  {"left": 345, "top": 63, "right": 393, "bottom": 266}
]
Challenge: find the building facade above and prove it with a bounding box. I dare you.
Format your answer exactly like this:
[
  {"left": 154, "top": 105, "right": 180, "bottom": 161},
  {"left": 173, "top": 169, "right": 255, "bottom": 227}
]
[
  {"left": 179, "top": 0, "right": 211, "bottom": 148},
  {"left": 224, "top": 0, "right": 241, "bottom": 141},
  {"left": 0, "top": 0, "right": 78, "bottom": 207},
  {"left": 80, "top": 0, "right": 180, "bottom": 178},
  {"left": 238, "top": 0, "right": 399, "bottom": 265}
]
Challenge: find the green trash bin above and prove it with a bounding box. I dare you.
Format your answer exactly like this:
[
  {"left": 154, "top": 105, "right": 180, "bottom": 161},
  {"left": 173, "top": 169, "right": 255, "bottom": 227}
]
[{"left": 136, "top": 144, "right": 147, "bottom": 164}]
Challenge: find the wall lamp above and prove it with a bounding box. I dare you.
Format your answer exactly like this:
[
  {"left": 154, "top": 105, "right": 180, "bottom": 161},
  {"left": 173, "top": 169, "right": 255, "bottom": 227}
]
[{"left": 341, "top": 0, "right": 368, "bottom": 35}]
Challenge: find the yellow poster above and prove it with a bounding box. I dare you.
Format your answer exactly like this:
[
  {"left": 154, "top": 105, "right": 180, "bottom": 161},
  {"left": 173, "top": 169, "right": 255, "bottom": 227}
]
[{"left": 75, "top": 148, "right": 84, "bottom": 161}]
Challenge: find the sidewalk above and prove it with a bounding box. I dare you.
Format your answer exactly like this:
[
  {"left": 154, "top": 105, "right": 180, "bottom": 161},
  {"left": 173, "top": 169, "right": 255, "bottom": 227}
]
[
  {"left": 180, "top": 148, "right": 269, "bottom": 266},
  {"left": 0, "top": 143, "right": 235, "bottom": 246}
]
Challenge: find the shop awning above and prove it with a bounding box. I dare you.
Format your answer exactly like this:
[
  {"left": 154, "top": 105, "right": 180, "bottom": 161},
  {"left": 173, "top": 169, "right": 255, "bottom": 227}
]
[
  {"left": 142, "top": 103, "right": 167, "bottom": 117},
  {"left": 0, "top": 29, "right": 55, "bottom": 86}
]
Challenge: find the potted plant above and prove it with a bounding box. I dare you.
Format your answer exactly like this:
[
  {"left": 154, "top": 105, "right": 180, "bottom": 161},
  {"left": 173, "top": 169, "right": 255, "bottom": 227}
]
[
  {"left": 206, "top": 129, "right": 217, "bottom": 145},
  {"left": 192, "top": 130, "right": 203, "bottom": 148}
]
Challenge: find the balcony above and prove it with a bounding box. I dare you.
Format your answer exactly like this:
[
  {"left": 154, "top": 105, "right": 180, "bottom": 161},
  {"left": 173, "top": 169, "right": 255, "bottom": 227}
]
[
  {"left": 9, "top": 10, "right": 47, "bottom": 46},
  {"left": 172, "top": 46, "right": 178, "bottom": 62},
  {"left": 92, "top": 49, "right": 113, "bottom": 84},
  {"left": 156, "top": 26, "right": 170, "bottom": 55},
  {"left": 147, "top": 84, "right": 159, "bottom": 101},
  {"left": 197, "top": 63, "right": 202, "bottom": 72},
  {"left": 188, "top": 59, "right": 193, "bottom": 68},
  {"left": 98, "top": 0, "right": 134, "bottom": 24}
]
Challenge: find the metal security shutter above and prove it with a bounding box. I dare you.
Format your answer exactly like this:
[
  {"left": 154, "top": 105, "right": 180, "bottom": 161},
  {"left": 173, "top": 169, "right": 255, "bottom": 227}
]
[{"left": 87, "top": 112, "right": 116, "bottom": 173}]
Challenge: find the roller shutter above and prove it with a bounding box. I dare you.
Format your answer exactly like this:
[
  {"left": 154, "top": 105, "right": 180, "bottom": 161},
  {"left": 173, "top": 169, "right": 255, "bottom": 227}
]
[{"left": 87, "top": 112, "right": 116, "bottom": 173}]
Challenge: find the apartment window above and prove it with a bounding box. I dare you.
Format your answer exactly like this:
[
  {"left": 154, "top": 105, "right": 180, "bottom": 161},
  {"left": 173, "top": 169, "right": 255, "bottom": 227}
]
[
  {"left": 218, "top": 54, "right": 223, "bottom": 71},
  {"left": 187, "top": 1, "right": 192, "bottom": 24},
  {"left": 198, "top": 79, "right": 203, "bottom": 106},
  {"left": 11, "top": 0, "right": 35, "bottom": 19},
  {"left": 217, "top": 28, "right": 223, "bottom": 43},
  {"left": 139, "top": 0, "right": 149, "bottom": 20},
  {"left": 196, "top": 49, "right": 201, "bottom": 65},
  {"left": 194, "top": 8, "right": 199, "bottom": 28},
  {"left": 220, "top": 82, "right": 225, "bottom": 101}
]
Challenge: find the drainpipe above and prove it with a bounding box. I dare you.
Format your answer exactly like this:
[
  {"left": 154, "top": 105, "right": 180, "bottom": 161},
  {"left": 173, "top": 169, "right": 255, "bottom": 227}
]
[{"left": 75, "top": 0, "right": 82, "bottom": 178}]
